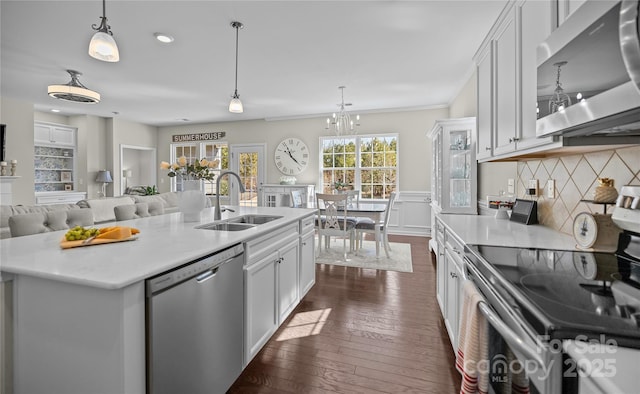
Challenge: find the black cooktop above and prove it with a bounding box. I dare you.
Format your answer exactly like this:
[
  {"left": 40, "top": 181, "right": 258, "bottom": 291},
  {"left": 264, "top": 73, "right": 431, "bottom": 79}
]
[{"left": 466, "top": 234, "right": 640, "bottom": 348}]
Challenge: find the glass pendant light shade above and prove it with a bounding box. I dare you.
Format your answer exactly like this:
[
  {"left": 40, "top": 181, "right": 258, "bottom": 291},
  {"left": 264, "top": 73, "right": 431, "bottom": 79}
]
[
  {"left": 229, "top": 94, "right": 243, "bottom": 113},
  {"left": 89, "top": 0, "right": 119, "bottom": 62},
  {"left": 89, "top": 31, "right": 119, "bottom": 62},
  {"left": 549, "top": 61, "right": 571, "bottom": 113}
]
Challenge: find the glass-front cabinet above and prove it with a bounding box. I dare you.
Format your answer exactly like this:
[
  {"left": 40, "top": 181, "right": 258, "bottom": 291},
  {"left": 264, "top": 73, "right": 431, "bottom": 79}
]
[{"left": 429, "top": 117, "right": 477, "bottom": 215}]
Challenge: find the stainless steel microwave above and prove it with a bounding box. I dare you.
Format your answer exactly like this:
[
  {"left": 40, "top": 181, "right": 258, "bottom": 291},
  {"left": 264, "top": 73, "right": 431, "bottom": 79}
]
[{"left": 536, "top": 0, "right": 640, "bottom": 138}]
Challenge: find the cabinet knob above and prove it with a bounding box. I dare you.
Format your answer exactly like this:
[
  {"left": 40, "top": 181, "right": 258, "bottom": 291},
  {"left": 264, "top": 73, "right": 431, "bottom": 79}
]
[
  {"left": 450, "top": 272, "right": 458, "bottom": 278},
  {"left": 508, "top": 137, "right": 520, "bottom": 143},
  {"left": 485, "top": 147, "right": 491, "bottom": 151}
]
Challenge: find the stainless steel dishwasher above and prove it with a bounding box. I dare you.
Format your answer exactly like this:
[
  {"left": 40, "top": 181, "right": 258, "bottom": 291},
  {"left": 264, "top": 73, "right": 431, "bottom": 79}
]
[{"left": 146, "top": 243, "right": 244, "bottom": 394}]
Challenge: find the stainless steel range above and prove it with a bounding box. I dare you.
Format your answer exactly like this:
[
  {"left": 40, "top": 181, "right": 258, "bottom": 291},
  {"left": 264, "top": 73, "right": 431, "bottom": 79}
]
[{"left": 464, "top": 185, "right": 640, "bottom": 394}]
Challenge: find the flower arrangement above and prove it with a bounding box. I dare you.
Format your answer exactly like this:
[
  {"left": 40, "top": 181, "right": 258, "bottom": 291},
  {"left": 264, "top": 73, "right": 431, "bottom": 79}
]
[
  {"left": 333, "top": 181, "right": 346, "bottom": 191},
  {"left": 160, "top": 156, "right": 220, "bottom": 181}
]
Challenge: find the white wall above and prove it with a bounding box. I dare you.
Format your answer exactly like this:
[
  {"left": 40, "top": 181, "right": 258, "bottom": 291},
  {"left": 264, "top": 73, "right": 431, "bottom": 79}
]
[
  {"left": 157, "top": 108, "right": 449, "bottom": 194},
  {"left": 1, "top": 97, "right": 35, "bottom": 204}
]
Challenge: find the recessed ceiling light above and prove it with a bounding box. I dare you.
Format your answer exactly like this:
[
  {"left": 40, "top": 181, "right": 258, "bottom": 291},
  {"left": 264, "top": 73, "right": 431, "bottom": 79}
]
[
  {"left": 154, "top": 33, "right": 174, "bottom": 43},
  {"left": 51, "top": 109, "right": 60, "bottom": 113}
]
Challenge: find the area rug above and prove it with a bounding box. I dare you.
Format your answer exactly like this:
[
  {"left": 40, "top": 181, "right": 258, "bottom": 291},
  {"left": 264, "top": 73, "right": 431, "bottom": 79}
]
[{"left": 315, "top": 239, "right": 413, "bottom": 273}]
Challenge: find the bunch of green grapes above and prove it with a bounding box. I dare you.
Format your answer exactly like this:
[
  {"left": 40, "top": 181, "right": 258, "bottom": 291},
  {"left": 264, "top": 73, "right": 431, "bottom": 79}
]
[{"left": 64, "top": 226, "right": 100, "bottom": 241}]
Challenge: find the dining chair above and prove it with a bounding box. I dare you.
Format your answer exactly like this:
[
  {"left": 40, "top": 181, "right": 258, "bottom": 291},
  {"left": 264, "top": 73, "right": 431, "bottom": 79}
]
[
  {"left": 345, "top": 189, "right": 360, "bottom": 207},
  {"left": 355, "top": 192, "right": 397, "bottom": 258},
  {"left": 315, "top": 193, "right": 356, "bottom": 260},
  {"left": 290, "top": 190, "right": 304, "bottom": 208}
]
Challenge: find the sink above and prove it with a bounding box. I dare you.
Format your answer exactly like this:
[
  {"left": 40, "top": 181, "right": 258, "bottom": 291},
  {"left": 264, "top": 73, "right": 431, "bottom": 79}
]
[
  {"left": 227, "top": 215, "right": 283, "bottom": 225},
  {"left": 196, "top": 222, "right": 256, "bottom": 231}
]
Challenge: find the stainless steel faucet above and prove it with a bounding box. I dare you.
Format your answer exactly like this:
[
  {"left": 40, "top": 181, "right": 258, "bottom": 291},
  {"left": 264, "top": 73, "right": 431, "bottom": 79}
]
[{"left": 214, "top": 170, "right": 246, "bottom": 220}]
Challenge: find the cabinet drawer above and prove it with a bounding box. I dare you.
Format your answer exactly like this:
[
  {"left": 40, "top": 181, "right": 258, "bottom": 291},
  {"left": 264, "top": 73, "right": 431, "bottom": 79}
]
[
  {"left": 245, "top": 223, "right": 299, "bottom": 264},
  {"left": 444, "top": 231, "right": 465, "bottom": 261},
  {"left": 300, "top": 215, "right": 315, "bottom": 235},
  {"left": 261, "top": 187, "right": 285, "bottom": 193},
  {"left": 36, "top": 192, "right": 86, "bottom": 205}
]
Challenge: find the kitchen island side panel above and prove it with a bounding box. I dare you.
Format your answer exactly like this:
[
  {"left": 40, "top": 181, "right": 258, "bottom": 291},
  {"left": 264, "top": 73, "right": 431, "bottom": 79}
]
[{"left": 14, "top": 275, "right": 145, "bottom": 394}]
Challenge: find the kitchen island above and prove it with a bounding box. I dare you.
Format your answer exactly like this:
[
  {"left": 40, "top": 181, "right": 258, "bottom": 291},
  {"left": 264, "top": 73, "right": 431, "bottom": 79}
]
[{"left": 0, "top": 206, "right": 315, "bottom": 394}]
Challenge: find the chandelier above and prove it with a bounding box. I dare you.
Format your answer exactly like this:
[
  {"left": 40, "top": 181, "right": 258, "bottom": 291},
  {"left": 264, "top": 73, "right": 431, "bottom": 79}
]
[
  {"left": 549, "top": 61, "right": 571, "bottom": 113},
  {"left": 325, "top": 86, "right": 360, "bottom": 136}
]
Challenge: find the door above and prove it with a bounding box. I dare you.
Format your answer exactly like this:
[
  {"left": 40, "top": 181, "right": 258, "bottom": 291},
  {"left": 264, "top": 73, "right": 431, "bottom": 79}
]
[
  {"left": 230, "top": 144, "right": 265, "bottom": 206},
  {"left": 244, "top": 251, "right": 278, "bottom": 364},
  {"left": 278, "top": 239, "right": 299, "bottom": 324}
]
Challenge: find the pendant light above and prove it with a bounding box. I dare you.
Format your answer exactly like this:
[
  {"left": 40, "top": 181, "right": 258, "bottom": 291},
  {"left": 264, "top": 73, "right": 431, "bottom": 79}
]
[
  {"left": 229, "top": 21, "right": 244, "bottom": 113},
  {"left": 89, "top": 0, "right": 120, "bottom": 62},
  {"left": 48, "top": 70, "right": 101, "bottom": 104},
  {"left": 549, "top": 61, "right": 571, "bottom": 113}
]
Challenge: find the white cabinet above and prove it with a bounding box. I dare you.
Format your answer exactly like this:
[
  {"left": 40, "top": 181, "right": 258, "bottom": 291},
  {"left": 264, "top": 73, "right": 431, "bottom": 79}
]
[
  {"left": 476, "top": 44, "right": 494, "bottom": 161},
  {"left": 243, "top": 221, "right": 305, "bottom": 365},
  {"left": 34, "top": 122, "right": 82, "bottom": 198},
  {"left": 474, "top": 0, "right": 558, "bottom": 162},
  {"left": 244, "top": 250, "right": 278, "bottom": 365},
  {"left": 429, "top": 117, "right": 477, "bottom": 215},
  {"left": 557, "top": 0, "right": 587, "bottom": 27},
  {"left": 299, "top": 216, "right": 316, "bottom": 298},
  {"left": 259, "top": 184, "right": 315, "bottom": 208},
  {"left": 434, "top": 215, "right": 466, "bottom": 352},
  {"left": 493, "top": 7, "right": 518, "bottom": 157},
  {"left": 35, "top": 192, "right": 86, "bottom": 205},
  {"left": 277, "top": 238, "right": 299, "bottom": 324},
  {"left": 34, "top": 122, "right": 75, "bottom": 147},
  {"left": 517, "top": 0, "right": 556, "bottom": 151}
]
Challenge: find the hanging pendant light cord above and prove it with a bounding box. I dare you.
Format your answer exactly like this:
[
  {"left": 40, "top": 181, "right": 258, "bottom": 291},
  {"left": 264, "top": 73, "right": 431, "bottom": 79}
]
[{"left": 233, "top": 22, "right": 240, "bottom": 97}]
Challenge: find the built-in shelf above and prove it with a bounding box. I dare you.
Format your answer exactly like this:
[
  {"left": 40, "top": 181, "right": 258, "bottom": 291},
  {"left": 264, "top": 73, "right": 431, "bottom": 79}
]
[{"left": 580, "top": 199, "right": 615, "bottom": 214}]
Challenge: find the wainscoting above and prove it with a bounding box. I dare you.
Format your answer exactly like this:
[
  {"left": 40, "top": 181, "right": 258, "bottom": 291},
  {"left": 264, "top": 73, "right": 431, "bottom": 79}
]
[{"left": 387, "top": 191, "right": 431, "bottom": 237}]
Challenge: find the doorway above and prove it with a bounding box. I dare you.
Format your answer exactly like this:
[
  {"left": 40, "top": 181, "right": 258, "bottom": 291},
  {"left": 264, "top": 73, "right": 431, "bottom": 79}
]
[
  {"left": 120, "top": 145, "right": 157, "bottom": 195},
  {"left": 230, "top": 144, "right": 265, "bottom": 206}
]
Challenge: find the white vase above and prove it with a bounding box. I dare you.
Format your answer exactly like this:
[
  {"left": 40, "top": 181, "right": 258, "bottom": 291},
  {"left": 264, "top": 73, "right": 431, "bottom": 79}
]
[{"left": 178, "top": 180, "right": 208, "bottom": 222}]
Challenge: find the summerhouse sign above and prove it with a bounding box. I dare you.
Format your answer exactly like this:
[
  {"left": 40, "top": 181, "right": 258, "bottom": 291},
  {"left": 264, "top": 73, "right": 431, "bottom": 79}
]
[{"left": 172, "top": 132, "right": 226, "bottom": 142}]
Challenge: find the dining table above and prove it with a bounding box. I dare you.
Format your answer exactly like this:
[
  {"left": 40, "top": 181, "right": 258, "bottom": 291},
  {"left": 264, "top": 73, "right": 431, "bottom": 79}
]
[{"left": 311, "top": 200, "right": 388, "bottom": 258}]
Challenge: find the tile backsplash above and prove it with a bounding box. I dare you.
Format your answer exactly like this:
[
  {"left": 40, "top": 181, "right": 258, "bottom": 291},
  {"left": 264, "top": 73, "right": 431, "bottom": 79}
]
[{"left": 516, "top": 145, "right": 640, "bottom": 235}]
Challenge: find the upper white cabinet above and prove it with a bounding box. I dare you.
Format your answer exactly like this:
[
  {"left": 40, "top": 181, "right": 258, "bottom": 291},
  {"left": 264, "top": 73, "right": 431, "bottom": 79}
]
[
  {"left": 34, "top": 122, "right": 75, "bottom": 147},
  {"left": 517, "top": 0, "right": 556, "bottom": 151},
  {"left": 556, "top": 0, "right": 588, "bottom": 27},
  {"left": 429, "top": 117, "right": 477, "bottom": 215},
  {"left": 474, "top": 0, "right": 557, "bottom": 162},
  {"left": 493, "top": 7, "right": 518, "bottom": 157}
]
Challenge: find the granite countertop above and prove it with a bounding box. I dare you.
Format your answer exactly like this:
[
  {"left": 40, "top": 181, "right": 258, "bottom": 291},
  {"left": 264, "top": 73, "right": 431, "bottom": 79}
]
[
  {"left": 437, "top": 213, "right": 577, "bottom": 250},
  {"left": 0, "top": 206, "right": 314, "bottom": 289}
]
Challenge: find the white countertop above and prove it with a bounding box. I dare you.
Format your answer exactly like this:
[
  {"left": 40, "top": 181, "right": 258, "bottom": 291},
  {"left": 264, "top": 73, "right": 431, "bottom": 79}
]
[
  {"left": 437, "top": 213, "right": 577, "bottom": 250},
  {"left": 0, "top": 206, "right": 314, "bottom": 289},
  {"left": 564, "top": 340, "right": 640, "bottom": 393}
]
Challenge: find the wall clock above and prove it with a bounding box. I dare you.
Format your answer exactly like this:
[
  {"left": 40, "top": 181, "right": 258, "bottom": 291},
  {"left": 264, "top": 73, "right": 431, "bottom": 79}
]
[
  {"left": 572, "top": 212, "right": 621, "bottom": 252},
  {"left": 275, "top": 138, "right": 309, "bottom": 175}
]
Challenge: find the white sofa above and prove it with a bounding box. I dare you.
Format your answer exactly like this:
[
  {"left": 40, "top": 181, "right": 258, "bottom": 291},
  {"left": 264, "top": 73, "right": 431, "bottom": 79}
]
[
  {"left": 76, "top": 192, "right": 179, "bottom": 223},
  {"left": 1, "top": 204, "right": 81, "bottom": 239}
]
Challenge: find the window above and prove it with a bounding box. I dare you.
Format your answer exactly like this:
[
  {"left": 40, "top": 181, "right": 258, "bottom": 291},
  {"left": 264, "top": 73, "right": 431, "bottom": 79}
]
[
  {"left": 171, "top": 142, "right": 228, "bottom": 195},
  {"left": 320, "top": 134, "right": 397, "bottom": 199}
]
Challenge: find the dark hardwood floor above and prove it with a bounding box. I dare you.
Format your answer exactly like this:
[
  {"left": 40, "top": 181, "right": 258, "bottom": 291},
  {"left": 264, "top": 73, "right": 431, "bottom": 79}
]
[{"left": 229, "top": 235, "right": 461, "bottom": 393}]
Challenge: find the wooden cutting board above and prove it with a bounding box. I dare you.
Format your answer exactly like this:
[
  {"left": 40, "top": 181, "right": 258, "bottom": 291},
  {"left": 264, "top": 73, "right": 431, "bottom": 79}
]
[
  {"left": 60, "top": 235, "right": 138, "bottom": 249},
  {"left": 60, "top": 226, "right": 140, "bottom": 249}
]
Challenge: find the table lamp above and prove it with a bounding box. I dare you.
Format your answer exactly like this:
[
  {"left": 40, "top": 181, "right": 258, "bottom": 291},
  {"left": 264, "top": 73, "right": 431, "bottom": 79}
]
[
  {"left": 96, "top": 170, "right": 113, "bottom": 198},
  {"left": 122, "top": 169, "right": 132, "bottom": 190}
]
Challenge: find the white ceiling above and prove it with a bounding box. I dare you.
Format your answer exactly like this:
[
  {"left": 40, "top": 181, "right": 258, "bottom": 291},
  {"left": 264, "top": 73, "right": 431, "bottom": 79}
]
[{"left": 1, "top": 0, "right": 507, "bottom": 127}]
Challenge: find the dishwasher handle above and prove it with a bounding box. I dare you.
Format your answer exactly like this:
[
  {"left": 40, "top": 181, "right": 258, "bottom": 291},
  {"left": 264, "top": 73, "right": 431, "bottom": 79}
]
[
  {"left": 195, "top": 267, "right": 219, "bottom": 283},
  {"left": 146, "top": 244, "right": 244, "bottom": 295}
]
